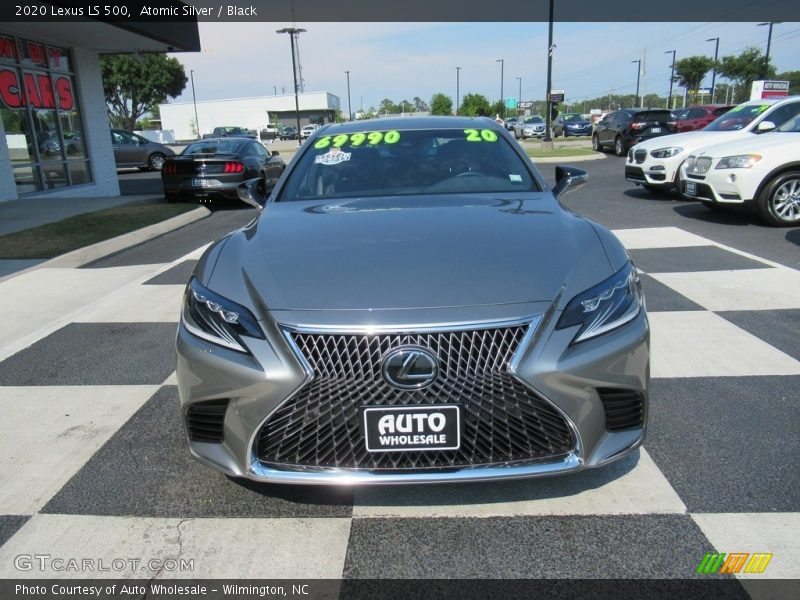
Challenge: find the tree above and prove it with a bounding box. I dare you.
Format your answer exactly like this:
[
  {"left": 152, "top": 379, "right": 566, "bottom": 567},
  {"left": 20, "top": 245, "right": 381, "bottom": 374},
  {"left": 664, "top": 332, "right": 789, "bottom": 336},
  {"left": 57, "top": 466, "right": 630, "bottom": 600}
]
[
  {"left": 379, "top": 98, "right": 398, "bottom": 114},
  {"left": 672, "top": 55, "right": 715, "bottom": 104},
  {"left": 430, "top": 93, "right": 453, "bottom": 116},
  {"left": 718, "top": 47, "right": 775, "bottom": 104},
  {"left": 459, "top": 93, "right": 491, "bottom": 117},
  {"left": 100, "top": 53, "right": 187, "bottom": 130},
  {"left": 776, "top": 71, "right": 800, "bottom": 95},
  {"left": 412, "top": 96, "right": 429, "bottom": 112}
]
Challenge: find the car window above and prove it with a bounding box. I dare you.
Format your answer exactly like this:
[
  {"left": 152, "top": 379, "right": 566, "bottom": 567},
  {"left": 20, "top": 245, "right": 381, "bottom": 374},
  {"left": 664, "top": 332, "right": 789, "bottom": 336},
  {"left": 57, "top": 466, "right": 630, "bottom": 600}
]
[
  {"left": 762, "top": 102, "right": 800, "bottom": 129},
  {"left": 688, "top": 108, "right": 706, "bottom": 119},
  {"left": 704, "top": 103, "right": 771, "bottom": 131},
  {"left": 776, "top": 114, "right": 800, "bottom": 132},
  {"left": 713, "top": 106, "right": 733, "bottom": 117},
  {"left": 279, "top": 127, "right": 538, "bottom": 201},
  {"left": 252, "top": 142, "right": 268, "bottom": 157},
  {"left": 183, "top": 140, "right": 243, "bottom": 155},
  {"left": 111, "top": 131, "right": 125, "bottom": 144}
]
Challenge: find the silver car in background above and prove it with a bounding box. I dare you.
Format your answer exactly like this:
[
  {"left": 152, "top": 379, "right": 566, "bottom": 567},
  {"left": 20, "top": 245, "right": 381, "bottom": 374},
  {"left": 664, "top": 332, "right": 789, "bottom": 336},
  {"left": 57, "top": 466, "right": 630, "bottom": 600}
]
[
  {"left": 514, "top": 116, "right": 547, "bottom": 139},
  {"left": 176, "top": 117, "right": 649, "bottom": 485}
]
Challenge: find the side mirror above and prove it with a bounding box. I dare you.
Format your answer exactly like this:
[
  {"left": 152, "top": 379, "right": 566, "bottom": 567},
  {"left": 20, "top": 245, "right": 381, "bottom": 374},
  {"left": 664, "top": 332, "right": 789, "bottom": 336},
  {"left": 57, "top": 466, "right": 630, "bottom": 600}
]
[
  {"left": 237, "top": 177, "right": 268, "bottom": 210},
  {"left": 271, "top": 150, "right": 280, "bottom": 157},
  {"left": 756, "top": 121, "right": 776, "bottom": 133},
  {"left": 552, "top": 165, "right": 588, "bottom": 198}
]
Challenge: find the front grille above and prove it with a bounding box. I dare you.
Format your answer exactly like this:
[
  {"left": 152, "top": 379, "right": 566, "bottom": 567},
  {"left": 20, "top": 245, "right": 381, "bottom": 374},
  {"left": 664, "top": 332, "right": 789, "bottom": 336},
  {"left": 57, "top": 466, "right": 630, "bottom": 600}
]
[
  {"left": 686, "top": 155, "right": 712, "bottom": 174},
  {"left": 634, "top": 149, "right": 647, "bottom": 164},
  {"left": 598, "top": 388, "right": 644, "bottom": 431},
  {"left": 256, "top": 326, "right": 574, "bottom": 471},
  {"left": 186, "top": 399, "right": 229, "bottom": 443}
]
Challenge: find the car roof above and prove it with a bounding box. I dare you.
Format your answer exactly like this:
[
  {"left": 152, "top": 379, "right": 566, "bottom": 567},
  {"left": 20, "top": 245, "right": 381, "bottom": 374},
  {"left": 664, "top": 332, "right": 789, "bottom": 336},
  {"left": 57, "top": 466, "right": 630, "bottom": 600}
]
[
  {"left": 187, "top": 137, "right": 251, "bottom": 144},
  {"left": 317, "top": 116, "right": 504, "bottom": 134}
]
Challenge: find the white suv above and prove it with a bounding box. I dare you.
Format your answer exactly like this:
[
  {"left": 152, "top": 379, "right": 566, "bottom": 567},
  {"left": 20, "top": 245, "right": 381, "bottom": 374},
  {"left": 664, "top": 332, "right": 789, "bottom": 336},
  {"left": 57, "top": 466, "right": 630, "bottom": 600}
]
[
  {"left": 625, "top": 96, "right": 800, "bottom": 193},
  {"left": 680, "top": 114, "right": 800, "bottom": 227},
  {"left": 300, "top": 124, "right": 320, "bottom": 140}
]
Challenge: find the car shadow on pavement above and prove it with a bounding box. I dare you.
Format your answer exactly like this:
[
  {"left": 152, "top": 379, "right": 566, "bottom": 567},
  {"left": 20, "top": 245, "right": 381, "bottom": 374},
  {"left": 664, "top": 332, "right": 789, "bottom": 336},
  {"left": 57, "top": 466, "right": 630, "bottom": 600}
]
[
  {"left": 229, "top": 476, "right": 356, "bottom": 507},
  {"left": 672, "top": 202, "right": 762, "bottom": 227},
  {"left": 623, "top": 188, "right": 680, "bottom": 203},
  {"left": 786, "top": 228, "right": 800, "bottom": 246}
]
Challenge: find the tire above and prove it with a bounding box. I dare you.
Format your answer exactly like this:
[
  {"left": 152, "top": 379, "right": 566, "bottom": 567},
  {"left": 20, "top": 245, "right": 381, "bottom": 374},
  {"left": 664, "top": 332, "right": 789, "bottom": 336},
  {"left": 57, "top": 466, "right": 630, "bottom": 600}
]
[
  {"left": 756, "top": 171, "right": 800, "bottom": 227},
  {"left": 614, "top": 136, "right": 625, "bottom": 157},
  {"left": 592, "top": 134, "right": 602, "bottom": 152},
  {"left": 148, "top": 152, "right": 166, "bottom": 171}
]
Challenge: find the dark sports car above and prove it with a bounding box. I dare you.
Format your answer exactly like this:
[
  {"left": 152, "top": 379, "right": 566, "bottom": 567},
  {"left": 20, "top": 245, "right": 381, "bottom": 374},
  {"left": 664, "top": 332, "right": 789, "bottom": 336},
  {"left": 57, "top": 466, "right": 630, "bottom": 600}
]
[{"left": 162, "top": 137, "right": 285, "bottom": 203}]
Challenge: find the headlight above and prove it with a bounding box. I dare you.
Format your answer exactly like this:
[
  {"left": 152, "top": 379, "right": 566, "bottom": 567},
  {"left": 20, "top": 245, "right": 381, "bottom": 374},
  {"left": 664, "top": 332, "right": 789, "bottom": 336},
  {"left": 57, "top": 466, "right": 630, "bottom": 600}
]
[
  {"left": 556, "top": 262, "right": 643, "bottom": 344},
  {"left": 649, "top": 147, "right": 683, "bottom": 158},
  {"left": 182, "top": 278, "right": 264, "bottom": 353},
  {"left": 714, "top": 154, "right": 761, "bottom": 169}
]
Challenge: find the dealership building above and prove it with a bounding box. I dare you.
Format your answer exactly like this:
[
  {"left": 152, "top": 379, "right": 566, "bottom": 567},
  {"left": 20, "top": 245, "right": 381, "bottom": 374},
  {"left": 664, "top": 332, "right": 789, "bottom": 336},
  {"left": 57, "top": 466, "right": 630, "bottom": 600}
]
[
  {"left": 0, "top": 20, "right": 200, "bottom": 202},
  {"left": 158, "top": 92, "right": 342, "bottom": 140}
]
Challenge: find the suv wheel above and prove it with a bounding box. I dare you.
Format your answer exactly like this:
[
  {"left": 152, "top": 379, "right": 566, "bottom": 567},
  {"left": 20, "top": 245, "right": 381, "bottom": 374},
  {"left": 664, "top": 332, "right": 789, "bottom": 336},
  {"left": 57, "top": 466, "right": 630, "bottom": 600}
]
[
  {"left": 614, "top": 136, "right": 625, "bottom": 157},
  {"left": 592, "top": 134, "right": 602, "bottom": 152},
  {"left": 756, "top": 171, "right": 800, "bottom": 227}
]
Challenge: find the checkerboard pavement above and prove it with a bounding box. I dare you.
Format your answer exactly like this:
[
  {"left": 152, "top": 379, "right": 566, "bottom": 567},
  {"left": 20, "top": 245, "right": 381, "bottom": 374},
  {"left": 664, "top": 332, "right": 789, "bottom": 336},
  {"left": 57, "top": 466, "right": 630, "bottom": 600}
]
[{"left": 0, "top": 227, "right": 797, "bottom": 583}]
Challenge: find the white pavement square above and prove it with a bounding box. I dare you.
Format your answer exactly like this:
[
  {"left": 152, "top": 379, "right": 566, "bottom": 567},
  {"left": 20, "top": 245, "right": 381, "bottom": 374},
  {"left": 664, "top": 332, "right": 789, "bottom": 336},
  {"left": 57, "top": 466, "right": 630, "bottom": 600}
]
[
  {"left": 75, "top": 284, "right": 184, "bottom": 323},
  {"left": 0, "top": 386, "right": 158, "bottom": 514},
  {"left": 352, "top": 448, "right": 685, "bottom": 518},
  {"left": 691, "top": 513, "right": 800, "bottom": 579},
  {"left": 611, "top": 227, "right": 716, "bottom": 250},
  {"left": 0, "top": 514, "right": 352, "bottom": 579},
  {"left": 651, "top": 268, "right": 800, "bottom": 312},
  {"left": 648, "top": 311, "right": 800, "bottom": 378}
]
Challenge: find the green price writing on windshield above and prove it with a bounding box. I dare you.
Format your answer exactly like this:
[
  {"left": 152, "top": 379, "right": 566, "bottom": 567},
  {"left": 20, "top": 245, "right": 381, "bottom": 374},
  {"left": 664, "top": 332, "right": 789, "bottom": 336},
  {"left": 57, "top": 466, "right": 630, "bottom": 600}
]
[
  {"left": 314, "top": 131, "right": 401, "bottom": 149},
  {"left": 464, "top": 129, "right": 498, "bottom": 142}
]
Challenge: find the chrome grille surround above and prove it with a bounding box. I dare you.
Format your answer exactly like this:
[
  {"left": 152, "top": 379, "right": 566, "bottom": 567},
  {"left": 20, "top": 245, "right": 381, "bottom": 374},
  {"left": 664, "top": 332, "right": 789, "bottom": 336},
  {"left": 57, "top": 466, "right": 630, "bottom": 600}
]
[
  {"left": 687, "top": 155, "right": 712, "bottom": 174},
  {"left": 634, "top": 149, "right": 647, "bottom": 164},
  {"left": 253, "top": 318, "right": 577, "bottom": 473}
]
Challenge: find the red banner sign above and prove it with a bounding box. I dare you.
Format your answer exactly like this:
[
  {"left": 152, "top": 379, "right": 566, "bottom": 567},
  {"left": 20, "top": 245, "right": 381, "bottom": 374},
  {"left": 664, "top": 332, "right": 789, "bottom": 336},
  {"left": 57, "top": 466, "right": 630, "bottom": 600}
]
[{"left": 0, "top": 68, "right": 73, "bottom": 110}]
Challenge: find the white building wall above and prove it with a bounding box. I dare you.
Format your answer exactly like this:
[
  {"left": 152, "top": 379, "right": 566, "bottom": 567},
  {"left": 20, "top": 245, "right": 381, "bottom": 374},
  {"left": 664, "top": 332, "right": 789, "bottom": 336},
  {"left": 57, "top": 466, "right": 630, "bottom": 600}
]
[{"left": 160, "top": 92, "right": 341, "bottom": 140}]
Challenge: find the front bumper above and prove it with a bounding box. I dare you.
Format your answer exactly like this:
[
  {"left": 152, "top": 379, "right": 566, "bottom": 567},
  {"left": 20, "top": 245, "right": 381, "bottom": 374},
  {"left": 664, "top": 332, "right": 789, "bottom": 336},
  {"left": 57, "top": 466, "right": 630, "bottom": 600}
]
[
  {"left": 625, "top": 150, "right": 683, "bottom": 188},
  {"left": 681, "top": 168, "right": 759, "bottom": 205},
  {"left": 176, "top": 306, "right": 649, "bottom": 485},
  {"left": 163, "top": 176, "right": 244, "bottom": 201}
]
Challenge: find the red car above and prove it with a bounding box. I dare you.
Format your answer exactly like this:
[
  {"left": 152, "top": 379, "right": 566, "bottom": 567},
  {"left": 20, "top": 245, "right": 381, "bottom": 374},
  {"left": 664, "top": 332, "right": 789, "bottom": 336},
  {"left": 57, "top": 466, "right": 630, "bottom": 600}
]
[{"left": 672, "top": 104, "right": 736, "bottom": 133}]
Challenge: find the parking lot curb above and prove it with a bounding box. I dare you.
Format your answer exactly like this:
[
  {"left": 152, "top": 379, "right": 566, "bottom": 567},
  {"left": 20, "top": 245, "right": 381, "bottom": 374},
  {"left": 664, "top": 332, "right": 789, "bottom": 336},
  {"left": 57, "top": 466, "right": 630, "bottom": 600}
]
[
  {"left": 534, "top": 153, "right": 607, "bottom": 163},
  {"left": 0, "top": 206, "right": 210, "bottom": 283}
]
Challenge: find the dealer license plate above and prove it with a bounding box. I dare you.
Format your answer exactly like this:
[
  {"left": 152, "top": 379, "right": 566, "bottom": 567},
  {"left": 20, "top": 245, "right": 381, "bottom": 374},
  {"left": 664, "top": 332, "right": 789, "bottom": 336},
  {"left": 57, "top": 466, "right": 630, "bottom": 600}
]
[
  {"left": 192, "top": 178, "right": 212, "bottom": 187},
  {"left": 651, "top": 127, "right": 661, "bottom": 133},
  {"left": 684, "top": 181, "right": 697, "bottom": 196},
  {"left": 361, "top": 405, "right": 461, "bottom": 452}
]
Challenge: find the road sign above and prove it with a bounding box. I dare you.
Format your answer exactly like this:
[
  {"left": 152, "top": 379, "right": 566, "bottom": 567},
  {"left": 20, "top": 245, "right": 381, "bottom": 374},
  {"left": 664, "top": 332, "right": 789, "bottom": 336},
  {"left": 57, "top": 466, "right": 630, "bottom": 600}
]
[
  {"left": 505, "top": 97, "right": 518, "bottom": 109},
  {"left": 548, "top": 89, "right": 565, "bottom": 103},
  {"left": 519, "top": 101, "right": 533, "bottom": 109}
]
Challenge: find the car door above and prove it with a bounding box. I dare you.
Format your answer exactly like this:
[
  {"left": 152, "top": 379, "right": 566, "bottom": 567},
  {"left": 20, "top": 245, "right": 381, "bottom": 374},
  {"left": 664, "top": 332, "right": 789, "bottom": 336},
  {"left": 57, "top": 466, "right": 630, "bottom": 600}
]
[
  {"left": 111, "top": 131, "right": 140, "bottom": 166},
  {"left": 252, "top": 142, "right": 283, "bottom": 188},
  {"left": 598, "top": 112, "right": 616, "bottom": 145}
]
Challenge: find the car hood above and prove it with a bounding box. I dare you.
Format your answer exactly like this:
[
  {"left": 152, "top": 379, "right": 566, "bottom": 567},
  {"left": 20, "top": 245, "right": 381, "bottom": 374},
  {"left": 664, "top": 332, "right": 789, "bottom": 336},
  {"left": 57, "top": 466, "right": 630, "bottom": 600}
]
[
  {"left": 691, "top": 132, "right": 800, "bottom": 158},
  {"left": 635, "top": 129, "right": 750, "bottom": 152},
  {"left": 205, "top": 194, "right": 620, "bottom": 314}
]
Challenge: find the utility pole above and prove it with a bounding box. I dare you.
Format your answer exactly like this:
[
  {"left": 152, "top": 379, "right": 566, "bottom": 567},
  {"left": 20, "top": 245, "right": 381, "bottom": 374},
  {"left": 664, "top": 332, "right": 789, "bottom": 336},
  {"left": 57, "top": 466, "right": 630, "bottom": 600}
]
[
  {"left": 543, "top": 0, "right": 555, "bottom": 146},
  {"left": 345, "top": 70, "right": 352, "bottom": 121},
  {"left": 190, "top": 70, "right": 200, "bottom": 139},
  {"left": 631, "top": 59, "right": 641, "bottom": 108},
  {"left": 641, "top": 47, "right": 647, "bottom": 107},
  {"left": 757, "top": 22, "right": 782, "bottom": 79},
  {"left": 706, "top": 37, "right": 720, "bottom": 103},
  {"left": 456, "top": 66, "right": 461, "bottom": 115},
  {"left": 496, "top": 59, "right": 504, "bottom": 118},
  {"left": 665, "top": 50, "right": 676, "bottom": 110},
  {"left": 276, "top": 27, "right": 306, "bottom": 147}
]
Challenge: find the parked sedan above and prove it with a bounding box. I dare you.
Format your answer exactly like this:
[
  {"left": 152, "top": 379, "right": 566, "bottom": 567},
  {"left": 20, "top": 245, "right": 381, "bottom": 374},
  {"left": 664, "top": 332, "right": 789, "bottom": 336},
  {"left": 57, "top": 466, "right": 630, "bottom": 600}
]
[
  {"left": 176, "top": 117, "right": 649, "bottom": 485},
  {"left": 112, "top": 129, "right": 175, "bottom": 171},
  {"left": 514, "top": 116, "right": 546, "bottom": 139},
  {"left": 625, "top": 96, "right": 800, "bottom": 193},
  {"left": 680, "top": 114, "right": 800, "bottom": 226},
  {"left": 592, "top": 108, "right": 675, "bottom": 156},
  {"left": 279, "top": 126, "right": 298, "bottom": 140},
  {"left": 162, "top": 137, "right": 285, "bottom": 204},
  {"left": 552, "top": 113, "right": 592, "bottom": 137},
  {"left": 673, "top": 104, "right": 736, "bottom": 133}
]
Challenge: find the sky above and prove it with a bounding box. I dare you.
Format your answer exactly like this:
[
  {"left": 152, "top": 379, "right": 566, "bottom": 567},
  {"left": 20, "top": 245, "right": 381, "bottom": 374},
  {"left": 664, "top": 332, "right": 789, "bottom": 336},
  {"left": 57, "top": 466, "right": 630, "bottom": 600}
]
[{"left": 169, "top": 21, "right": 800, "bottom": 111}]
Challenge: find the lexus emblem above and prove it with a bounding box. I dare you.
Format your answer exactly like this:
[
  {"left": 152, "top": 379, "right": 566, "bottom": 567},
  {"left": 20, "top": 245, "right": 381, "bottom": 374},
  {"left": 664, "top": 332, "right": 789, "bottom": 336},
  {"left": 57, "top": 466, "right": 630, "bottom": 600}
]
[{"left": 381, "top": 346, "right": 439, "bottom": 390}]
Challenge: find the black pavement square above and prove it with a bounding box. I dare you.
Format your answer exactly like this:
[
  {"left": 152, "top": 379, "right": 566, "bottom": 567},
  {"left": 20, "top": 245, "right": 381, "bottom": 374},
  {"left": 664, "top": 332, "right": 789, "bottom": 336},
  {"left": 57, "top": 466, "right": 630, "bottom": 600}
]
[
  {"left": 718, "top": 309, "right": 800, "bottom": 362},
  {"left": 343, "top": 515, "right": 725, "bottom": 579},
  {"left": 645, "top": 376, "right": 800, "bottom": 513},
  {"left": 639, "top": 273, "right": 704, "bottom": 312},
  {"left": 43, "top": 386, "right": 353, "bottom": 518},
  {"left": 629, "top": 246, "right": 770, "bottom": 274},
  {"left": 0, "top": 323, "right": 177, "bottom": 386},
  {"left": 143, "top": 260, "right": 197, "bottom": 286},
  {"left": 0, "top": 515, "right": 29, "bottom": 549}
]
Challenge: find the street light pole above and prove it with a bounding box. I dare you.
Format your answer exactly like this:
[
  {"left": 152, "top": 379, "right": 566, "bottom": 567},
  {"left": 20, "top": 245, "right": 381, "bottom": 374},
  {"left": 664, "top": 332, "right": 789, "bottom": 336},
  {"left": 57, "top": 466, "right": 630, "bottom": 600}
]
[
  {"left": 631, "top": 59, "right": 641, "bottom": 108},
  {"left": 345, "top": 70, "right": 352, "bottom": 121},
  {"left": 757, "top": 22, "right": 782, "bottom": 79},
  {"left": 706, "top": 37, "right": 720, "bottom": 103},
  {"left": 276, "top": 27, "right": 306, "bottom": 147},
  {"left": 515, "top": 76, "right": 522, "bottom": 114},
  {"left": 543, "top": 0, "right": 554, "bottom": 145},
  {"left": 665, "top": 50, "right": 676, "bottom": 110},
  {"left": 456, "top": 66, "right": 460, "bottom": 115},
  {"left": 496, "top": 59, "right": 504, "bottom": 118},
  {"left": 190, "top": 69, "right": 200, "bottom": 139}
]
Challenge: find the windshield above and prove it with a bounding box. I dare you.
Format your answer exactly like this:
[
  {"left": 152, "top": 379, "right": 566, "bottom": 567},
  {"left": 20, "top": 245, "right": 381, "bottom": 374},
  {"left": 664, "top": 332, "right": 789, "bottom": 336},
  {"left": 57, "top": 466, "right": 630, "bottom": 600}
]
[
  {"left": 704, "top": 103, "right": 770, "bottom": 131},
  {"left": 776, "top": 114, "right": 800, "bottom": 132},
  {"left": 525, "top": 117, "right": 544, "bottom": 124},
  {"left": 563, "top": 114, "right": 583, "bottom": 122},
  {"left": 278, "top": 127, "right": 538, "bottom": 200},
  {"left": 182, "top": 140, "right": 243, "bottom": 155}
]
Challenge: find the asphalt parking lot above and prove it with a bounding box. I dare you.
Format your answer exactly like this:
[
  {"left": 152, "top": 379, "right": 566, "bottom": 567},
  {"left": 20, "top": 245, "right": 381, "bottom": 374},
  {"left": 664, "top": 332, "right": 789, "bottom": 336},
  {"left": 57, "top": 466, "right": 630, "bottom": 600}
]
[{"left": 1, "top": 155, "right": 798, "bottom": 588}]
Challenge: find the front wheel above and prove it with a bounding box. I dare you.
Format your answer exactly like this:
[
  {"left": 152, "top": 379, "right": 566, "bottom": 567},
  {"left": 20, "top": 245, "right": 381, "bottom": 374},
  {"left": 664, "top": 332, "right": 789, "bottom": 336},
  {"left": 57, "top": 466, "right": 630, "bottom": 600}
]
[
  {"left": 614, "top": 136, "right": 625, "bottom": 157},
  {"left": 756, "top": 171, "right": 800, "bottom": 227},
  {"left": 592, "top": 135, "right": 602, "bottom": 152},
  {"left": 148, "top": 153, "right": 166, "bottom": 171}
]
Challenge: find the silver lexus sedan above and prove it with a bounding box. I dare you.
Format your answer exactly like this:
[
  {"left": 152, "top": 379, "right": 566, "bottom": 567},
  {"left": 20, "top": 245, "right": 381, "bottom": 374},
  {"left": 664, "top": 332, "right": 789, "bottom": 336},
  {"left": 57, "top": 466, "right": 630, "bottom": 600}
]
[{"left": 176, "top": 117, "right": 649, "bottom": 485}]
